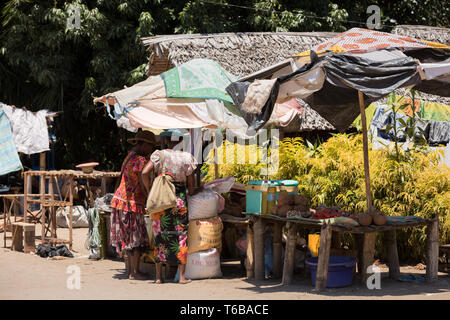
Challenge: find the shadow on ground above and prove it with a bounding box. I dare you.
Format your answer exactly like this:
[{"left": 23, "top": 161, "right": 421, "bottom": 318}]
[
  {"left": 219, "top": 261, "right": 450, "bottom": 298},
  {"left": 239, "top": 271, "right": 450, "bottom": 298}
]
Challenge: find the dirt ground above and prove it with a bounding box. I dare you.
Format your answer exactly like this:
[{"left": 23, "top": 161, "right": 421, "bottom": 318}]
[{"left": 0, "top": 228, "right": 449, "bottom": 300}]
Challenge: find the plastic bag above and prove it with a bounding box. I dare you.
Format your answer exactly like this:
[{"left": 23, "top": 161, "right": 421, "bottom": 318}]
[
  {"left": 204, "top": 177, "right": 236, "bottom": 194},
  {"left": 56, "top": 205, "right": 89, "bottom": 228},
  {"left": 94, "top": 193, "right": 114, "bottom": 212}
]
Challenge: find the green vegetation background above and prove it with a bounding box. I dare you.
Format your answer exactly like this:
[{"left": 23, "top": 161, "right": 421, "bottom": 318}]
[{"left": 1, "top": 0, "right": 449, "bottom": 170}]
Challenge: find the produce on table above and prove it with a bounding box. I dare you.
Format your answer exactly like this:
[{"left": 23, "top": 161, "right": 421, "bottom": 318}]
[
  {"left": 294, "top": 194, "right": 310, "bottom": 206},
  {"left": 310, "top": 204, "right": 353, "bottom": 219},
  {"left": 366, "top": 209, "right": 387, "bottom": 226},
  {"left": 276, "top": 205, "right": 291, "bottom": 217},
  {"left": 271, "top": 193, "right": 313, "bottom": 218},
  {"left": 269, "top": 204, "right": 278, "bottom": 215},
  {"left": 357, "top": 212, "right": 373, "bottom": 226},
  {"left": 373, "top": 214, "right": 387, "bottom": 226},
  {"left": 276, "top": 193, "right": 292, "bottom": 206}
]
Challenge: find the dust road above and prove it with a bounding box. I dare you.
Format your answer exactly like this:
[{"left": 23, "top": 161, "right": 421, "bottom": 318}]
[{"left": 0, "top": 229, "right": 449, "bottom": 300}]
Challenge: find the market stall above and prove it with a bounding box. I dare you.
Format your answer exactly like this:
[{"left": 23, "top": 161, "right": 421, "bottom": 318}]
[
  {"left": 224, "top": 27, "right": 449, "bottom": 290},
  {"left": 93, "top": 27, "right": 449, "bottom": 285}
]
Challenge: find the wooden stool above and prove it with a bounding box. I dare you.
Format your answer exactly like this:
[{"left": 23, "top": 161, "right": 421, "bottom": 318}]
[{"left": 11, "top": 222, "right": 36, "bottom": 253}]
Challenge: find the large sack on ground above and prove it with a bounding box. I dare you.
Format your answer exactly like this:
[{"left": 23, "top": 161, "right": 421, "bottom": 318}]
[
  {"left": 56, "top": 205, "right": 89, "bottom": 228},
  {"left": 188, "top": 216, "right": 223, "bottom": 254},
  {"left": 187, "top": 190, "right": 219, "bottom": 220},
  {"left": 185, "top": 248, "right": 223, "bottom": 280}
]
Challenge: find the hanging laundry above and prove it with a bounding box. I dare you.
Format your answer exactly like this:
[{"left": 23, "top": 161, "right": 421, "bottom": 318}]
[
  {"left": 428, "top": 121, "right": 450, "bottom": 145},
  {"left": 0, "top": 104, "right": 22, "bottom": 175},
  {"left": 1, "top": 104, "right": 50, "bottom": 155}
]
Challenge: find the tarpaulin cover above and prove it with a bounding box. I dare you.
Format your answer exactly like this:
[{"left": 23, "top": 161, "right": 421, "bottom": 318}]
[
  {"left": 161, "top": 59, "right": 238, "bottom": 104},
  {"left": 296, "top": 27, "right": 450, "bottom": 57},
  {"left": 304, "top": 53, "right": 421, "bottom": 131},
  {"left": 226, "top": 52, "right": 320, "bottom": 132},
  {"left": 95, "top": 65, "right": 303, "bottom": 135},
  {"left": 0, "top": 103, "right": 22, "bottom": 175}
]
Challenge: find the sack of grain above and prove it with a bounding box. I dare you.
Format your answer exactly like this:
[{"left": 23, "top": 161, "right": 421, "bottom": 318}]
[
  {"left": 185, "top": 248, "right": 223, "bottom": 280},
  {"left": 187, "top": 216, "right": 223, "bottom": 254},
  {"left": 187, "top": 190, "right": 219, "bottom": 220}
]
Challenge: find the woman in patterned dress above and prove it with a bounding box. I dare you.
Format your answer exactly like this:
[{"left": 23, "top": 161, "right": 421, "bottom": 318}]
[
  {"left": 142, "top": 129, "right": 199, "bottom": 284},
  {"left": 110, "top": 130, "right": 157, "bottom": 280}
]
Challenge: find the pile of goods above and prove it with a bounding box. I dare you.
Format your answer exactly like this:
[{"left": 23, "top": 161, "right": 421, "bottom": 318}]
[
  {"left": 310, "top": 205, "right": 352, "bottom": 220},
  {"left": 184, "top": 177, "right": 236, "bottom": 279},
  {"left": 221, "top": 191, "right": 246, "bottom": 217},
  {"left": 356, "top": 209, "right": 387, "bottom": 226},
  {"left": 270, "top": 193, "right": 312, "bottom": 218}
]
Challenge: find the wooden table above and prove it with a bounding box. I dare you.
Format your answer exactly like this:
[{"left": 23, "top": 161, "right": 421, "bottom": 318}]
[
  {"left": 246, "top": 213, "right": 439, "bottom": 291},
  {"left": 23, "top": 170, "right": 120, "bottom": 250}
]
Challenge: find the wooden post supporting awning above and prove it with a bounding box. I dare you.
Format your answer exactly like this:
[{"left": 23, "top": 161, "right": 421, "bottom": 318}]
[{"left": 358, "top": 91, "right": 373, "bottom": 212}]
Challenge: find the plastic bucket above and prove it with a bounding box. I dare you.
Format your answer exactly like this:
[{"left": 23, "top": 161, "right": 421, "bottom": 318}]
[{"left": 306, "top": 256, "right": 356, "bottom": 288}]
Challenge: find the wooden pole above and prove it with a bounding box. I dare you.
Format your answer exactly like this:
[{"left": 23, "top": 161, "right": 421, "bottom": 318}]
[
  {"left": 426, "top": 215, "right": 439, "bottom": 282},
  {"left": 213, "top": 131, "right": 219, "bottom": 180},
  {"left": 246, "top": 223, "right": 255, "bottom": 279},
  {"left": 272, "top": 221, "right": 283, "bottom": 279},
  {"left": 281, "top": 222, "right": 297, "bottom": 285},
  {"left": 254, "top": 217, "right": 265, "bottom": 281},
  {"left": 69, "top": 177, "right": 74, "bottom": 250},
  {"left": 3, "top": 198, "right": 7, "bottom": 247},
  {"left": 49, "top": 177, "right": 56, "bottom": 239},
  {"left": 23, "top": 173, "right": 29, "bottom": 223},
  {"left": 39, "top": 152, "right": 46, "bottom": 171},
  {"left": 101, "top": 178, "right": 107, "bottom": 196},
  {"left": 40, "top": 176, "right": 46, "bottom": 243},
  {"left": 384, "top": 230, "right": 400, "bottom": 279},
  {"left": 358, "top": 91, "right": 373, "bottom": 212},
  {"left": 359, "top": 232, "right": 376, "bottom": 284},
  {"left": 315, "top": 223, "right": 332, "bottom": 291}
]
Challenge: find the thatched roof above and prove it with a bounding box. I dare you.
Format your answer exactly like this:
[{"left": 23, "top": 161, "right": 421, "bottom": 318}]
[
  {"left": 392, "top": 25, "right": 450, "bottom": 46},
  {"left": 283, "top": 103, "right": 336, "bottom": 132},
  {"left": 141, "top": 32, "right": 337, "bottom": 77}
]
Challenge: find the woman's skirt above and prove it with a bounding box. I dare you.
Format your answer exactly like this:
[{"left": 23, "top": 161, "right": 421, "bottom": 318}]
[
  {"left": 152, "top": 182, "right": 189, "bottom": 265},
  {"left": 110, "top": 208, "right": 149, "bottom": 256}
]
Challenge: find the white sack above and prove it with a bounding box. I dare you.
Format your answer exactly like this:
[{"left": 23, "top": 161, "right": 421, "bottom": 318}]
[
  {"left": 56, "top": 205, "right": 89, "bottom": 228},
  {"left": 187, "top": 190, "right": 219, "bottom": 220},
  {"left": 185, "top": 248, "right": 223, "bottom": 280}
]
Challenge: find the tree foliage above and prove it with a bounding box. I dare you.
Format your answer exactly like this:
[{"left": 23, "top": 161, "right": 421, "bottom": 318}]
[{"left": 1, "top": 0, "right": 448, "bottom": 171}]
